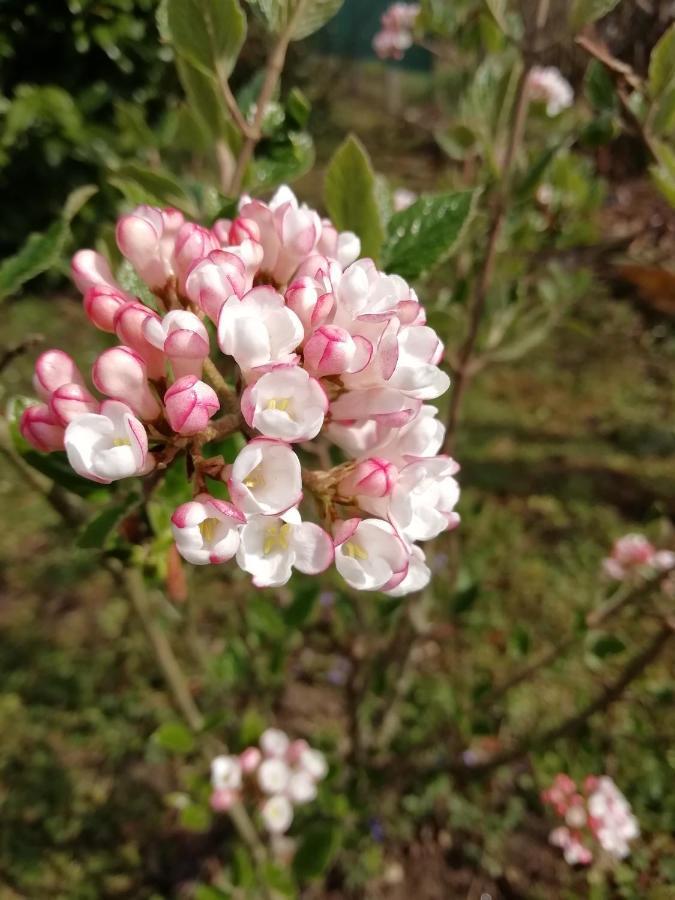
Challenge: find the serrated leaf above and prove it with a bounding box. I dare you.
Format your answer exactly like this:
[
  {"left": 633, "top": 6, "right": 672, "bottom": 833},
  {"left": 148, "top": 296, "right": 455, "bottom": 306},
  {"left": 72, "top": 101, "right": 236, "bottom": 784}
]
[
  {"left": 292, "top": 822, "right": 341, "bottom": 881},
  {"left": 0, "top": 183, "right": 97, "bottom": 300},
  {"left": 324, "top": 135, "right": 384, "bottom": 260},
  {"left": 382, "top": 190, "right": 477, "bottom": 280},
  {"left": 153, "top": 721, "right": 196, "bottom": 753},
  {"left": 111, "top": 164, "right": 196, "bottom": 215},
  {"left": 166, "top": 0, "right": 246, "bottom": 81},
  {"left": 649, "top": 23, "right": 675, "bottom": 98},
  {"left": 569, "top": 0, "right": 621, "bottom": 30},
  {"left": 291, "top": 0, "right": 344, "bottom": 40}
]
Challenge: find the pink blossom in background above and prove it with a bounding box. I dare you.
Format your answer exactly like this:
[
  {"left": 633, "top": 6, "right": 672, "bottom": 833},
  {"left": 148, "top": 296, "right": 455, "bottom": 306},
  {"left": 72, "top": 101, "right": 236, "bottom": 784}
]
[
  {"left": 373, "top": 3, "right": 421, "bottom": 61},
  {"left": 542, "top": 773, "right": 639, "bottom": 865},
  {"left": 602, "top": 533, "right": 675, "bottom": 581}
]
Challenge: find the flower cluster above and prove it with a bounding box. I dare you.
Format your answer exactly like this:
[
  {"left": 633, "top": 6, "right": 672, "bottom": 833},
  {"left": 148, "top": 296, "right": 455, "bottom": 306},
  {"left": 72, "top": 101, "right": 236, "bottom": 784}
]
[
  {"left": 20, "top": 186, "right": 458, "bottom": 595},
  {"left": 373, "top": 3, "right": 420, "bottom": 60},
  {"left": 602, "top": 533, "right": 675, "bottom": 582},
  {"left": 526, "top": 66, "right": 574, "bottom": 116},
  {"left": 210, "top": 728, "right": 327, "bottom": 835},
  {"left": 542, "top": 773, "right": 640, "bottom": 865}
]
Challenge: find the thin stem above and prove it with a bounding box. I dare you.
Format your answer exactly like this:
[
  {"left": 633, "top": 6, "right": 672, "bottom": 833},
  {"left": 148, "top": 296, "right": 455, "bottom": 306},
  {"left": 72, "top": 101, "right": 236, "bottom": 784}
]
[
  {"left": 229, "top": 0, "right": 307, "bottom": 195},
  {"left": 443, "top": 61, "right": 531, "bottom": 454},
  {"left": 202, "top": 357, "right": 237, "bottom": 408}
]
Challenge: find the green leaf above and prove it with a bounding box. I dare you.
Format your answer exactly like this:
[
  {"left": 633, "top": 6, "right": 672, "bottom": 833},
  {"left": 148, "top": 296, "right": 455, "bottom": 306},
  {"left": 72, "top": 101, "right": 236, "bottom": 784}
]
[
  {"left": 324, "top": 135, "right": 384, "bottom": 260},
  {"left": 286, "top": 87, "right": 311, "bottom": 128},
  {"left": 483, "top": 0, "right": 508, "bottom": 33},
  {"left": 77, "top": 498, "right": 137, "bottom": 550},
  {"left": 110, "top": 164, "right": 196, "bottom": 215},
  {"left": 584, "top": 60, "right": 618, "bottom": 113},
  {"left": 252, "top": 131, "right": 315, "bottom": 191},
  {"left": 153, "top": 721, "right": 196, "bottom": 754},
  {"left": 0, "top": 183, "right": 97, "bottom": 301},
  {"left": 194, "top": 886, "right": 232, "bottom": 900},
  {"left": 179, "top": 803, "right": 212, "bottom": 832},
  {"left": 569, "top": 0, "right": 621, "bottom": 30},
  {"left": 284, "top": 582, "right": 319, "bottom": 629},
  {"left": 166, "top": 0, "right": 246, "bottom": 81},
  {"left": 649, "top": 23, "right": 675, "bottom": 98},
  {"left": 291, "top": 0, "right": 344, "bottom": 40},
  {"left": 175, "top": 58, "right": 233, "bottom": 142},
  {"left": 292, "top": 822, "right": 341, "bottom": 881},
  {"left": 382, "top": 190, "right": 477, "bottom": 280},
  {"left": 591, "top": 634, "right": 626, "bottom": 658}
]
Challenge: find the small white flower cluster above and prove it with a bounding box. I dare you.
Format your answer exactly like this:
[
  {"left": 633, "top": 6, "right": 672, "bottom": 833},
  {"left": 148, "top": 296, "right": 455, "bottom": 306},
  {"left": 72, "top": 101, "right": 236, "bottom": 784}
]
[
  {"left": 527, "top": 66, "right": 574, "bottom": 116},
  {"left": 373, "top": 3, "right": 420, "bottom": 60},
  {"left": 543, "top": 773, "right": 639, "bottom": 866},
  {"left": 602, "top": 533, "right": 675, "bottom": 582},
  {"left": 21, "top": 185, "right": 459, "bottom": 596},
  {"left": 210, "top": 728, "right": 328, "bottom": 835}
]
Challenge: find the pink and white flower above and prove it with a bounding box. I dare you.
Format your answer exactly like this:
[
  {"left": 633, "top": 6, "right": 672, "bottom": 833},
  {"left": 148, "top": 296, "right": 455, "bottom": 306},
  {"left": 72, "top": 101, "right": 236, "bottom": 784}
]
[
  {"left": 184, "top": 249, "right": 248, "bottom": 323},
  {"left": 602, "top": 533, "right": 675, "bottom": 581},
  {"left": 228, "top": 438, "right": 302, "bottom": 516},
  {"left": 64, "top": 400, "right": 150, "bottom": 483},
  {"left": 334, "top": 518, "right": 409, "bottom": 592},
  {"left": 527, "top": 66, "right": 574, "bottom": 116},
  {"left": 385, "top": 544, "right": 431, "bottom": 596},
  {"left": 164, "top": 376, "right": 219, "bottom": 436},
  {"left": 92, "top": 346, "right": 162, "bottom": 421},
  {"left": 338, "top": 457, "right": 398, "bottom": 500},
  {"left": 83, "top": 285, "right": 134, "bottom": 332},
  {"left": 217, "top": 286, "right": 304, "bottom": 374},
  {"left": 113, "top": 302, "right": 166, "bottom": 379},
  {"left": 260, "top": 795, "right": 294, "bottom": 834},
  {"left": 49, "top": 383, "right": 100, "bottom": 425},
  {"left": 241, "top": 366, "right": 328, "bottom": 442},
  {"left": 143, "top": 310, "right": 210, "bottom": 378},
  {"left": 303, "top": 325, "right": 372, "bottom": 377},
  {"left": 236, "top": 510, "right": 334, "bottom": 588},
  {"left": 172, "top": 222, "right": 219, "bottom": 292},
  {"left": 71, "top": 249, "right": 118, "bottom": 294},
  {"left": 33, "top": 350, "right": 85, "bottom": 401},
  {"left": 171, "top": 494, "right": 245, "bottom": 564},
  {"left": 116, "top": 204, "right": 184, "bottom": 289}
]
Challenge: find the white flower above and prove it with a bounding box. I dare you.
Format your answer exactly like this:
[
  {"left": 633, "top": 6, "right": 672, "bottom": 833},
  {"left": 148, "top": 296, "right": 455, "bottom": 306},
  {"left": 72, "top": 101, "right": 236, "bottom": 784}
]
[
  {"left": 298, "top": 747, "right": 328, "bottom": 781},
  {"left": 236, "top": 511, "right": 334, "bottom": 588},
  {"left": 64, "top": 400, "right": 150, "bottom": 484},
  {"left": 211, "top": 754, "right": 242, "bottom": 791},
  {"left": 384, "top": 544, "right": 431, "bottom": 596},
  {"left": 260, "top": 794, "right": 294, "bottom": 834},
  {"left": 228, "top": 438, "right": 302, "bottom": 516},
  {"left": 287, "top": 771, "right": 318, "bottom": 805},
  {"left": 527, "top": 66, "right": 574, "bottom": 116},
  {"left": 241, "top": 366, "right": 328, "bottom": 442},
  {"left": 258, "top": 758, "right": 291, "bottom": 795},
  {"left": 386, "top": 325, "right": 450, "bottom": 400},
  {"left": 217, "top": 285, "right": 304, "bottom": 373},
  {"left": 260, "top": 728, "right": 290, "bottom": 758},
  {"left": 334, "top": 518, "right": 409, "bottom": 592},
  {"left": 383, "top": 456, "right": 460, "bottom": 541},
  {"left": 171, "top": 494, "right": 245, "bottom": 565}
]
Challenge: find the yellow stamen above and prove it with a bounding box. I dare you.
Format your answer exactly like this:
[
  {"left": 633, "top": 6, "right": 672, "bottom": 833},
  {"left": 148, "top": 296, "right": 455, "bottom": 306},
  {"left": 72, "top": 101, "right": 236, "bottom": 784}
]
[
  {"left": 343, "top": 541, "right": 368, "bottom": 560},
  {"left": 263, "top": 523, "right": 291, "bottom": 555},
  {"left": 266, "top": 397, "right": 291, "bottom": 412},
  {"left": 112, "top": 437, "right": 131, "bottom": 447},
  {"left": 199, "top": 517, "right": 219, "bottom": 542},
  {"left": 244, "top": 463, "right": 265, "bottom": 490}
]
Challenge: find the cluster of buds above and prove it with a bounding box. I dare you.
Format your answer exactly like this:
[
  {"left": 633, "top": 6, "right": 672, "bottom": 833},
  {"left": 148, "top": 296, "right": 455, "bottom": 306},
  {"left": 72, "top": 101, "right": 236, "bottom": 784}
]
[
  {"left": 602, "top": 533, "right": 675, "bottom": 582},
  {"left": 526, "top": 66, "right": 574, "bottom": 116},
  {"left": 20, "top": 185, "right": 458, "bottom": 595},
  {"left": 210, "top": 728, "right": 327, "bottom": 835},
  {"left": 373, "top": 3, "right": 420, "bottom": 60},
  {"left": 542, "top": 774, "right": 640, "bottom": 865}
]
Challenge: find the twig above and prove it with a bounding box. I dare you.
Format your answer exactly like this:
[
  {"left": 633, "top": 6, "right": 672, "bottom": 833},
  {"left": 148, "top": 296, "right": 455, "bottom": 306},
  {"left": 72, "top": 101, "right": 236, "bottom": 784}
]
[
  {"left": 202, "top": 357, "right": 237, "bottom": 408},
  {"left": 229, "top": 0, "right": 307, "bottom": 195}
]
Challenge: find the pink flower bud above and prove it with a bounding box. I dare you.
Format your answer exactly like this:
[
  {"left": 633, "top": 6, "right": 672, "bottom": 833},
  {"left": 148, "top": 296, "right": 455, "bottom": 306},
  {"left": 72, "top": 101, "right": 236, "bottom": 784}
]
[
  {"left": 49, "top": 383, "right": 99, "bottom": 425},
  {"left": 164, "top": 375, "right": 219, "bottom": 435},
  {"left": 184, "top": 250, "right": 247, "bottom": 323},
  {"left": 173, "top": 222, "right": 219, "bottom": 292},
  {"left": 239, "top": 746, "right": 263, "bottom": 774},
  {"left": 116, "top": 205, "right": 175, "bottom": 289},
  {"left": 284, "top": 277, "right": 334, "bottom": 335},
  {"left": 229, "top": 216, "right": 261, "bottom": 245},
  {"left": 210, "top": 788, "right": 239, "bottom": 813},
  {"left": 303, "top": 325, "right": 372, "bottom": 376},
  {"left": 71, "top": 249, "right": 117, "bottom": 294},
  {"left": 113, "top": 302, "right": 166, "bottom": 379},
  {"left": 20, "top": 403, "right": 65, "bottom": 452},
  {"left": 83, "top": 285, "right": 134, "bottom": 333},
  {"left": 143, "top": 310, "right": 209, "bottom": 379},
  {"left": 339, "top": 458, "right": 398, "bottom": 499},
  {"left": 33, "top": 350, "right": 85, "bottom": 400},
  {"left": 92, "top": 346, "right": 161, "bottom": 421},
  {"left": 212, "top": 218, "right": 231, "bottom": 245}
]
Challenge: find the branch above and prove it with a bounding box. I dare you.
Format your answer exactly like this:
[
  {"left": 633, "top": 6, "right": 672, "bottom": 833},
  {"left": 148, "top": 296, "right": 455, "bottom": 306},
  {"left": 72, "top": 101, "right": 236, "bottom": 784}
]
[{"left": 229, "top": 0, "right": 307, "bottom": 195}]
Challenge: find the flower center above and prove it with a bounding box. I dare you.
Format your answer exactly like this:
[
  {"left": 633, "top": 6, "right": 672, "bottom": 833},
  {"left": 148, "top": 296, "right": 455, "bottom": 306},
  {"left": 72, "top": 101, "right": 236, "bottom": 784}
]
[
  {"left": 343, "top": 540, "right": 368, "bottom": 560},
  {"left": 112, "top": 437, "right": 131, "bottom": 447},
  {"left": 266, "top": 397, "right": 291, "bottom": 413},
  {"left": 263, "top": 523, "right": 291, "bottom": 555},
  {"left": 199, "top": 517, "right": 219, "bottom": 543},
  {"left": 244, "top": 462, "right": 265, "bottom": 490}
]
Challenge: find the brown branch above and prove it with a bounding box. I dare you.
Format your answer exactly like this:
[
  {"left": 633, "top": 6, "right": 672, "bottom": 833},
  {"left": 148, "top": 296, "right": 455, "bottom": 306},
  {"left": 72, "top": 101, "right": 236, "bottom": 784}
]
[{"left": 229, "top": 0, "right": 307, "bottom": 195}]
